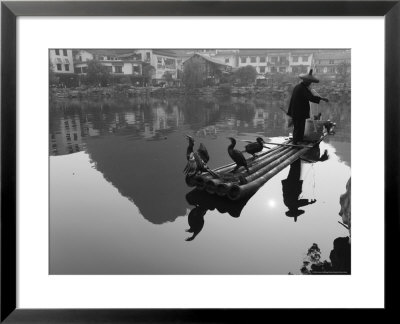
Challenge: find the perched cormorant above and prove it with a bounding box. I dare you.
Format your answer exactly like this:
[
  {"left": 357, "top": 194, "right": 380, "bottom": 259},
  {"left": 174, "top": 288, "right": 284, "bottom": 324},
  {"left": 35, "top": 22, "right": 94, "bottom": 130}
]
[
  {"left": 313, "top": 112, "right": 322, "bottom": 120},
  {"left": 244, "top": 137, "right": 265, "bottom": 159},
  {"left": 323, "top": 120, "right": 336, "bottom": 134},
  {"left": 186, "top": 135, "right": 195, "bottom": 161},
  {"left": 184, "top": 135, "right": 218, "bottom": 178},
  {"left": 227, "top": 137, "right": 249, "bottom": 173}
]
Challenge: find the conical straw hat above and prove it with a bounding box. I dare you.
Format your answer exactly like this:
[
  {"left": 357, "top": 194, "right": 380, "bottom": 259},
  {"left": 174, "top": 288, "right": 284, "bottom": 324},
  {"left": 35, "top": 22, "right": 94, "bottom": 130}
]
[{"left": 299, "top": 69, "right": 319, "bottom": 83}]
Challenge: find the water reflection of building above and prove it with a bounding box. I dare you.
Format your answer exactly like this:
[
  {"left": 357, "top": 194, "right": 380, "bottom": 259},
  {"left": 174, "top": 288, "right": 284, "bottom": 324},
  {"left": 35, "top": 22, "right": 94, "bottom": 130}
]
[
  {"left": 50, "top": 96, "right": 351, "bottom": 226},
  {"left": 50, "top": 116, "right": 83, "bottom": 156}
]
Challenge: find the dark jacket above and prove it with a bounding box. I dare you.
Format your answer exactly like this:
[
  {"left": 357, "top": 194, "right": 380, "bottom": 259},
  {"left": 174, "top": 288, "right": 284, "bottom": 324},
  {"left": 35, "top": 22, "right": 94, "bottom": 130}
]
[{"left": 288, "top": 82, "right": 321, "bottom": 120}]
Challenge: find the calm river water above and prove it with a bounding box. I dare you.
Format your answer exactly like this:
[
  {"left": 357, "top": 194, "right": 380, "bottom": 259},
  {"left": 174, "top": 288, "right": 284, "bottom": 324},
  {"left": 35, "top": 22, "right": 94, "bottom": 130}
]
[{"left": 49, "top": 94, "right": 351, "bottom": 274}]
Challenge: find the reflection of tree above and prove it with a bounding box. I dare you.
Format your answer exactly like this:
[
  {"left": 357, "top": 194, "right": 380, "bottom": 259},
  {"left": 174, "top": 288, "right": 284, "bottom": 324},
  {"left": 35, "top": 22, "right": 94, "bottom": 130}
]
[
  {"left": 299, "top": 176, "right": 351, "bottom": 275},
  {"left": 339, "top": 178, "right": 351, "bottom": 232},
  {"left": 181, "top": 98, "right": 221, "bottom": 131},
  {"left": 300, "top": 237, "right": 351, "bottom": 274}
]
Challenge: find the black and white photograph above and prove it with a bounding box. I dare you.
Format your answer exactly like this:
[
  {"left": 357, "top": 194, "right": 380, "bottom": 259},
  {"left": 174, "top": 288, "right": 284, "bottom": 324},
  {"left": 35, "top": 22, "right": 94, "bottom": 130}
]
[{"left": 49, "top": 48, "right": 351, "bottom": 275}]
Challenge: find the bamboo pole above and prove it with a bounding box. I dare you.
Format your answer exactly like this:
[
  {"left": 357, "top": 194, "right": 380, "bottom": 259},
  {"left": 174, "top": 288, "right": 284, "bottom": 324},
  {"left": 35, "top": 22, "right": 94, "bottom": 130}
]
[
  {"left": 242, "top": 146, "right": 293, "bottom": 176},
  {"left": 194, "top": 144, "right": 290, "bottom": 188},
  {"left": 266, "top": 142, "right": 313, "bottom": 149},
  {"left": 244, "top": 149, "right": 300, "bottom": 183},
  {"left": 228, "top": 146, "right": 310, "bottom": 200},
  {"left": 198, "top": 146, "right": 292, "bottom": 191},
  {"left": 211, "top": 141, "right": 288, "bottom": 173}
]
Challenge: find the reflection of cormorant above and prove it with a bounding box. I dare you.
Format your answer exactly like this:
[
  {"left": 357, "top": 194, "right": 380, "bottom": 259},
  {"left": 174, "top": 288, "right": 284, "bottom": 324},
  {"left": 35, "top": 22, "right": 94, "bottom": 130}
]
[
  {"left": 184, "top": 189, "right": 253, "bottom": 241},
  {"left": 281, "top": 159, "right": 316, "bottom": 221},
  {"left": 185, "top": 206, "right": 207, "bottom": 241},
  {"left": 244, "top": 137, "right": 265, "bottom": 159},
  {"left": 227, "top": 137, "right": 249, "bottom": 173}
]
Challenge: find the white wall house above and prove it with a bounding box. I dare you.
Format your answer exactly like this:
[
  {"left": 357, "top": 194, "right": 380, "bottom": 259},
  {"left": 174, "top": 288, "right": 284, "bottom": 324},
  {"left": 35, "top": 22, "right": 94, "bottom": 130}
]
[
  {"left": 313, "top": 51, "right": 351, "bottom": 75},
  {"left": 134, "top": 49, "right": 178, "bottom": 80},
  {"left": 289, "top": 51, "right": 313, "bottom": 74},
  {"left": 238, "top": 50, "right": 268, "bottom": 74},
  {"left": 213, "top": 50, "right": 239, "bottom": 68},
  {"left": 266, "top": 52, "right": 290, "bottom": 73},
  {"left": 74, "top": 61, "right": 142, "bottom": 76},
  {"left": 50, "top": 49, "right": 74, "bottom": 74},
  {"left": 74, "top": 50, "right": 94, "bottom": 62},
  {"left": 73, "top": 50, "right": 142, "bottom": 76}
]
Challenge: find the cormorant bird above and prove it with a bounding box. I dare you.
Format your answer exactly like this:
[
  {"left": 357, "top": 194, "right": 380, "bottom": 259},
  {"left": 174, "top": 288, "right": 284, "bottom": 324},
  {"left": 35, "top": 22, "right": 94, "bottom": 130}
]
[
  {"left": 186, "top": 134, "right": 195, "bottom": 161},
  {"left": 244, "top": 137, "right": 265, "bottom": 159},
  {"left": 313, "top": 112, "right": 322, "bottom": 120},
  {"left": 227, "top": 137, "right": 249, "bottom": 173},
  {"left": 323, "top": 120, "right": 336, "bottom": 134},
  {"left": 184, "top": 135, "right": 218, "bottom": 178}
]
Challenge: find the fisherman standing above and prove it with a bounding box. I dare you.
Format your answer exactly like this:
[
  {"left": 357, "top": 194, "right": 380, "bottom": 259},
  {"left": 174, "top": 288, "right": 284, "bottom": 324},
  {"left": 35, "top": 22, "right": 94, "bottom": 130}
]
[{"left": 287, "top": 69, "right": 329, "bottom": 144}]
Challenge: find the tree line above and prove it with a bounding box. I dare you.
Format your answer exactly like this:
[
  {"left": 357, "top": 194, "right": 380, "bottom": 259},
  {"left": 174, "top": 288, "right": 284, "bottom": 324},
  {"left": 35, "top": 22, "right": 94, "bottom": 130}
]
[{"left": 50, "top": 58, "right": 350, "bottom": 89}]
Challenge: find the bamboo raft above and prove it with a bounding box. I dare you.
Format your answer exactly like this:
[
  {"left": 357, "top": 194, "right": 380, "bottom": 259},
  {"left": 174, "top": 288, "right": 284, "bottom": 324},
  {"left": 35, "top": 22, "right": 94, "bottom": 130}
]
[{"left": 185, "top": 132, "right": 332, "bottom": 201}]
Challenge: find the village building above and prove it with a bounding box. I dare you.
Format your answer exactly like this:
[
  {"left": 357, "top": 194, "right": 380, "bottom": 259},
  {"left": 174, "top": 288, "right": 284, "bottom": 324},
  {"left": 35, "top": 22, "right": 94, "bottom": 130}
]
[
  {"left": 289, "top": 50, "right": 314, "bottom": 74},
  {"left": 182, "top": 53, "right": 232, "bottom": 86},
  {"left": 212, "top": 50, "right": 239, "bottom": 68},
  {"left": 266, "top": 50, "right": 290, "bottom": 74},
  {"left": 73, "top": 49, "right": 143, "bottom": 79},
  {"left": 175, "top": 49, "right": 239, "bottom": 71},
  {"left": 238, "top": 49, "right": 268, "bottom": 74},
  {"left": 313, "top": 51, "right": 351, "bottom": 77},
  {"left": 133, "top": 49, "right": 179, "bottom": 84},
  {"left": 49, "top": 49, "right": 76, "bottom": 87},
  {"left": 237, "top": 50, "right": 308, "bottom": 75}
]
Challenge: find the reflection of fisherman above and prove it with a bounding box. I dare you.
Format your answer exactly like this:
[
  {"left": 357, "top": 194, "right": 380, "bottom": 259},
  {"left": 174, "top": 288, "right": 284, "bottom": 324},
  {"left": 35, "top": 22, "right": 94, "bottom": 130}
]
[
  {"left": 288, "top": 69, "right": 329, "bottom": 144},
  {"left": 281, "top": 160, "right": 316, "bottom": 221}
]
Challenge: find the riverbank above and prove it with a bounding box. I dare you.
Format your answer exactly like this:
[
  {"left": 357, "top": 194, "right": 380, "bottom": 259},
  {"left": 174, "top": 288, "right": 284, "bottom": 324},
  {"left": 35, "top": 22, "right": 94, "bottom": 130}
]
[{"left": 50, "top": 83, "right": 351, "bottom": 102}]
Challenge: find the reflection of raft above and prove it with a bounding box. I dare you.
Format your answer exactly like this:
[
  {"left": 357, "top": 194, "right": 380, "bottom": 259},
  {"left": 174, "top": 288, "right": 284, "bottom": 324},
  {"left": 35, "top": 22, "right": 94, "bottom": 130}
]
[
  {"left": 186, "top": 132, "right": 332, "bottom": 201},
  {"left": 186, "top": 188, "right": 253, "bottom": 218}
]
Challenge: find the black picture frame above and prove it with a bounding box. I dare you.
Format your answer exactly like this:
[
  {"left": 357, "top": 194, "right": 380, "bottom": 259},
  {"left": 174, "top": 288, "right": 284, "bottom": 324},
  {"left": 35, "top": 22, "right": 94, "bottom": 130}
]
[{"left": 1, "top": 0, "right": 399, "bottom": 322}]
